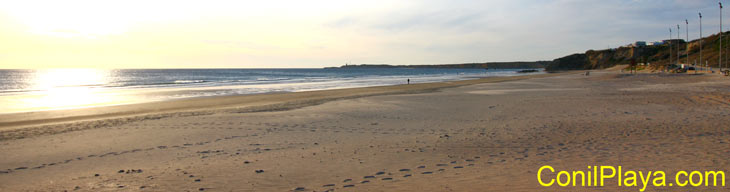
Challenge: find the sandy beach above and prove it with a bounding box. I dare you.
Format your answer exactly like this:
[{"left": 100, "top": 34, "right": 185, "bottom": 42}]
[{"left": 1, "top": 69, "right": 729, "bottom": 191}]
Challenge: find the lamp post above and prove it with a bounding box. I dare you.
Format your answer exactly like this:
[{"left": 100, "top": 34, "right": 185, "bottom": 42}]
[
  {"left": 678, "top": 24, "right": 681, "bottom": 66},
  {"left": 687, "top": 19, "right": 689, "bottom": 70},
  {"left": 669, "top": 27, "right": 673, "bottom": 72},
  {"left": 700, "top": 12, "right": 703, "bottom": 73},
  {"left": 720, "top": 2, "right": 724, "bottom": 72}
]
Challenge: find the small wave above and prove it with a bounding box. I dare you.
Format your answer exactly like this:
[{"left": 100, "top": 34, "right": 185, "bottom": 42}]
[
  {"left": 0, "top": 89, "right": 40, "bottom": 94},
  {"left": 256, "top": 78, "right": 290, "bottom": 81},
  {"left": 101, "top": 80, "right": 209, "bottom": 88},
  {"left": 173, "top": 80, "right": 207, "bottom": 84}
]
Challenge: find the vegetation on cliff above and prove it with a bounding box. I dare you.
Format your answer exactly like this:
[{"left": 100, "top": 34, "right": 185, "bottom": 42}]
[{"left": 547, "top": 31, "right": 730, "bottom": 71}]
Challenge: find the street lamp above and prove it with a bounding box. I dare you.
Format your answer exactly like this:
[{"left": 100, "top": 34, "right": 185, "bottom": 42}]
[
  {"left": 695, "top": 13, "right": 702, "bottom": 73},
  {"left": 669, "top": 27, "right": 673, "bottom": 72}
]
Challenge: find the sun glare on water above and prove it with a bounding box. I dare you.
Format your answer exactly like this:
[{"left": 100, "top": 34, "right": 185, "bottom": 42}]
[
  {"left": 13, "top": 69, "right": 120, "bottom": 112},
  {"left": 33, "top": 68, "right": 108, "bottom": 89}
]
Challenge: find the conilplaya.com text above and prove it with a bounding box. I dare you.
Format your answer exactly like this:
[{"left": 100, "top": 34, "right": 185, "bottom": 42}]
[{"left": 538, "top": 165, "right": 726, "bottom": 191}]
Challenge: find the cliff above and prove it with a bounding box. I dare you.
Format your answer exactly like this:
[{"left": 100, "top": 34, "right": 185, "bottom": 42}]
[{"left": 547, "top": 31, "right": 730, "bottom": 71}]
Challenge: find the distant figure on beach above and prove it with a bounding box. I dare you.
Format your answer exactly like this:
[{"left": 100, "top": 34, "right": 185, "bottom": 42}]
[
  {"left": 585, "top": 71, "right": 590, "bottom": 76},
  {"left": 407, "top": 79, "right": 410, "bottom": 84},
  {"left": 630, "top": 59, "right": 637, "bottom": 74}
]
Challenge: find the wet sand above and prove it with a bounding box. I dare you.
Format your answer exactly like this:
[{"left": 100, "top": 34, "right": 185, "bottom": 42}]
[{"left": 1, "top": 70, "right": 729, "bottom": 191}]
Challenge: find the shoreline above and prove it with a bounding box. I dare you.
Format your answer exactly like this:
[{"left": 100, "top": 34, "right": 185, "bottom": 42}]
[
  {"left": 0, "top": 68, "right": 537, "bottom": 114},
  {"left": 0, "top": 72, "right": 573, "bottom": 135}
]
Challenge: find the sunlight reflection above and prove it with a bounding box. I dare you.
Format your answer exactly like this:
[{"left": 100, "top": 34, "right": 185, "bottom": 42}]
[
  {"left": 32, "top": 68, "right": 109, "bottom": 90},
  {"left": 16, "top": 69, "right": 119, "bottom": 111}
]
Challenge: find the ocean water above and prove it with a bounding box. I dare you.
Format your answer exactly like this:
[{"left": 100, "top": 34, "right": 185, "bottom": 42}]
[{"left": 0, "top": 68, "right": 543, "bottom": 113}]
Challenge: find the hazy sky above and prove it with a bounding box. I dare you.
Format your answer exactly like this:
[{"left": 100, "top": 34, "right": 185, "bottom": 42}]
[{"left": 0, "top": 0, "right": 725, "bottom": 68}]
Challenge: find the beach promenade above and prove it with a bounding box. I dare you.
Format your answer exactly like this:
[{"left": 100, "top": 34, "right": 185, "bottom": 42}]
[{"left": 1, "top": 70, "right": 729, "bottom": 191}]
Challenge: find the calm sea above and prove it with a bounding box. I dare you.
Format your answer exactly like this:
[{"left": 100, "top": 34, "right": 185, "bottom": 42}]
[{"left": 0, "top": 68, "right": 542, "bottom": 113}]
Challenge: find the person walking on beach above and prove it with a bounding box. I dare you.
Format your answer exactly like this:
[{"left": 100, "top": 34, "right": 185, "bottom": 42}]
[
  {"left": 630, "top": 59, "right": 637, "bottom": 74},
  {"left": 407, "top": 78, "right": 410, "bottom": 84}
]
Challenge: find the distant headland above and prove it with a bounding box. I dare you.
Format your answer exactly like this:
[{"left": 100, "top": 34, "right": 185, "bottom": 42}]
[{"left": 325, "top": 61, "right": 550, "bottom": 69}]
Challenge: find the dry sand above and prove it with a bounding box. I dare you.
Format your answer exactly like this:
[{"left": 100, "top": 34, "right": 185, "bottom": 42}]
[{"left": 1, "top": 70, "right": 729, "bottom": 191}]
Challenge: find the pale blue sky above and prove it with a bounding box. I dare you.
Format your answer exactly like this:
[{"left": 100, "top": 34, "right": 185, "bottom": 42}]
[{"left": 0, "top": 0, "right": 727, "bottom": 68}]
